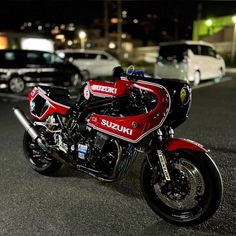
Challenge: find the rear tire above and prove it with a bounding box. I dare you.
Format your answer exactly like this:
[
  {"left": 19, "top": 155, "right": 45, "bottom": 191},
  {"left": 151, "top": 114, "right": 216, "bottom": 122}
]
[
  {"left": 140, "top": 150, "right": 223, "bottom": 226},
  {"left": 23, "top": 131, "right": 62, "bottom": 175}
]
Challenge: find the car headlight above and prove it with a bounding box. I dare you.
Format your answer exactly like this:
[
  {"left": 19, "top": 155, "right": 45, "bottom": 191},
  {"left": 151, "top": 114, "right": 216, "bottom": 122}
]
[{"left": 180, "top": 86, "right": 190, "bottom": 105}]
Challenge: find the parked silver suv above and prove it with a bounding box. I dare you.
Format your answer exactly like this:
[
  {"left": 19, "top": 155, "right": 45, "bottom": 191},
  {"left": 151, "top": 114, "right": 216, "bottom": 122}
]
[
  {"left": 56, "top": 49, "right": 120, "bottom": 80},
  {"left": 154, "top": 41, "right": 225, "bottom": 86}
]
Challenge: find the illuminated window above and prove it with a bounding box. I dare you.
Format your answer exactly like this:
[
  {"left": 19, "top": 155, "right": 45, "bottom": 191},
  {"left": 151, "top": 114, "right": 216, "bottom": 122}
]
[{"left": 5, "top": 52, "right": 16, "bottom": 61}]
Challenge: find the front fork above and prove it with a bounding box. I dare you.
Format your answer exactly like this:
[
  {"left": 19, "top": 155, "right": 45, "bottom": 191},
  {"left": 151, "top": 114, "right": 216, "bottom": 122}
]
[
  {"left": 156, "top": 149, "right": 171, "bottom": 181},
  {"left": 147, "top": 126, "right": 208, "bottom": 182},
  {"left": 147, "top": 149, "right": 171, "bottom": 181},
  {"left": 152, "top": 128, "right": 173, "bottom": 182}
]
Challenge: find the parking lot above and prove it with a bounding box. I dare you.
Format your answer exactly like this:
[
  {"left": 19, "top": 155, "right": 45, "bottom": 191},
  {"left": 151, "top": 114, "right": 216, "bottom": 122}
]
[{"left": 0, "top": 75, "right": 235, "bottom": 235}]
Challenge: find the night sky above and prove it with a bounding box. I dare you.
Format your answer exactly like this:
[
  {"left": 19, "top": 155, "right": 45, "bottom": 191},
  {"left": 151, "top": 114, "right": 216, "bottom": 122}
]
[{"left": 1, "top": 0, "right": 236, "bottom": 41}]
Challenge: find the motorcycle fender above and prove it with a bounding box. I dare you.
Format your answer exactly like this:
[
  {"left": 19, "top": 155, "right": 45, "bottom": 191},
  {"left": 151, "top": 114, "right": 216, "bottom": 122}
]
[{"left": 166, "top": 138, "right": 208, "bottom": 153}]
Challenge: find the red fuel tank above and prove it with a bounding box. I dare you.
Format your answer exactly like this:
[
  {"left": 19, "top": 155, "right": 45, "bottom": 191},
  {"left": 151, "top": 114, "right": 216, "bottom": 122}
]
[
  {"left": 88, "top": 79, "right": 170, "bottom": 143},
  {"left": 86, "top": 80, "right": 131, "bottom": 98}
]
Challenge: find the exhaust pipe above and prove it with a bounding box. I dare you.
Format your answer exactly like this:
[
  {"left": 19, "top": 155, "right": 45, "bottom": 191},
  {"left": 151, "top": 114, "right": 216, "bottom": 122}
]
[
  {"left": 13, "top": 107, "right": 72, "bottom": 167},
  {"left": 13, "top": 107, "right": 39, "bottom": 140},
  {"left": 13, "top": 107, "right": 49, "bottom": 153}
]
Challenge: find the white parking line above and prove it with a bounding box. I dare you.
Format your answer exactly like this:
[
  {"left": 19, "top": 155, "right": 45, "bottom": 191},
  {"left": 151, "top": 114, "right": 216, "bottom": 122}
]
[
  {"left": 0, "top": 77, "right": 232, "bottom": 101},
  {"left": 0, "top": 93, "right": 27, "bottom": 101},
  {"left": 192, "top": 77, "right": 232, "bottom": 90}
]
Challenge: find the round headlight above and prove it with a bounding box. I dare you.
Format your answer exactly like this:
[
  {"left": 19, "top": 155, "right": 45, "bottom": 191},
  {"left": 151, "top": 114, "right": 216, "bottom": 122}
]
[{"left": 180, "top": 86, "right": 190, "bottom": 105}]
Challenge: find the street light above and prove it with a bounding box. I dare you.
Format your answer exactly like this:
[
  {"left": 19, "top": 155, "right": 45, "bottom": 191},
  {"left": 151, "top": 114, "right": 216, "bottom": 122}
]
[
  {"left": 231, "top": 15, "right": 236, "bottom": 65},
  {"left": 205, "top": 19, "right": 213, "bottom": 35},
  {"left": 79, "top": 30, "right": 87, "bottom": 50},
  {"left": 205, "top": 19, "right": 213, "bottom": 27}
]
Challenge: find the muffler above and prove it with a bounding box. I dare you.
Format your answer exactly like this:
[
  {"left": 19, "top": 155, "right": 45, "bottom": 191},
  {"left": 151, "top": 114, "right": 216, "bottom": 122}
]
[
  {"left": 13, "top": 107, "right": 39, "bottom": 140},
  {"left": 13, "top": 107, "right": 49, "bottom": 153}
]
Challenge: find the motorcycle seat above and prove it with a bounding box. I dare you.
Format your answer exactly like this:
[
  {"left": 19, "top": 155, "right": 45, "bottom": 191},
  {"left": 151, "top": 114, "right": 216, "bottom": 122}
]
[
  {"left": 47, "top": 87, "right": 77, "bottom": 107},
  {"left": 50, "top": 95, "right": 77, "bottom": 107}
]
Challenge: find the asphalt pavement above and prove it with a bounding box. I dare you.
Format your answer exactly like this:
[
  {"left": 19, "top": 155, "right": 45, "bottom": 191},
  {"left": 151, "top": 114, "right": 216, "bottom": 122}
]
[{"left": 0, "top": 76, "right": 235, "bottom": 236}]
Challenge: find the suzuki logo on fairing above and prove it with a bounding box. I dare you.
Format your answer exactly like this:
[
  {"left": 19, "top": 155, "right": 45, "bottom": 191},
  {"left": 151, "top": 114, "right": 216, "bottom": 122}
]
[
  {"left": 91, "top": 85, "right": 117, "bottom": 94},
  {"left": 101, "top": 119, "right": 133, "bottom": 135}
]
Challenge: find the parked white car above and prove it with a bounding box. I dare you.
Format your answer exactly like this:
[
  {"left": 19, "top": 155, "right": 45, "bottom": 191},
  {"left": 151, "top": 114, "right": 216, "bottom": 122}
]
[
  {"left": 56, "top": 49, "right": 120, "bottom": 80},
  {"left": 154, "top": 41, "right": 225, "bottom": 86}
]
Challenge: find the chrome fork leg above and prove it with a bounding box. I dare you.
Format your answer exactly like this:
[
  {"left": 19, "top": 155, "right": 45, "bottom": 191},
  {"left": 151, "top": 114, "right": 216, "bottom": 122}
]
[{"left": 157, "top": 150, "right": 171, "bottom": 181}]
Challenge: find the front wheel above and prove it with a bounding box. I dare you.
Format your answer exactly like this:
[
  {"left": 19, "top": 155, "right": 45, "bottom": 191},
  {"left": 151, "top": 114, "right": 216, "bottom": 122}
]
[{"left": 140, "top": 150, "right": 223, "bottom": 226}]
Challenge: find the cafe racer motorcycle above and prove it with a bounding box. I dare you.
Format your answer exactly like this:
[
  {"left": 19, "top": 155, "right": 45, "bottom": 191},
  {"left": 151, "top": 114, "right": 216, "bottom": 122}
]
[{"left": 13, "top": 67, "right": 223, "bottom": 226}]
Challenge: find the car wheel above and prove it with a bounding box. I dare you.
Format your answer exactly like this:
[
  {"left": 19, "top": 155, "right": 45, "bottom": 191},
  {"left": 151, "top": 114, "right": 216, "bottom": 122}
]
[
  {"left": 81, "top": 70, "right": 90, "bottom": 81},
  {"left": 71, "top": 73, "right": 82, "bottom": 88},
  {"left": 193, "top": 71, "right": 201, "bottom": 86},
  {"left": 9, "top": 76, "right": 25, "bottom": 94},
  {"left": 218, "top": 68, "right": 223, "bottom": 80}
]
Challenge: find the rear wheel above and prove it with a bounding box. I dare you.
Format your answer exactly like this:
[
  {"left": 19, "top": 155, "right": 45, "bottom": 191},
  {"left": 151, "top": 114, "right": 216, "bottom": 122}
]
[
  {"left": 140, "top": 150, "right": 223, "bottom": 225},
  {"left": 23, "top": 131, "right": 62, "bottom": 175}
]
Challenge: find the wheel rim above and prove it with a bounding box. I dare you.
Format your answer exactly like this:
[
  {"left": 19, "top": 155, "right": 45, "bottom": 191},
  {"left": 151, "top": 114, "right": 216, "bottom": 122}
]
[
  {"left": 193, "top": 72, "right": 200, "bottom": 86},
  {"left": 153, "top": 158, "right": 205, "bottom": 210},
  {"left": 25, "top": 134, "right": 52, "bottom": 170},
  {"left": 9, "top": 77, "right": 25, "bottom": 93}
]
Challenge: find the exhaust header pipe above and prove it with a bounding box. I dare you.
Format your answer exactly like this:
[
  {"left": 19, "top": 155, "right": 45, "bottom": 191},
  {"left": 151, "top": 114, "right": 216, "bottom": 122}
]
[
  {"left": 13, "top": 107, "right": 50, "bottom": 153},
  {"left": 13, "top": 107, "right": 72, "bottom": 166}
]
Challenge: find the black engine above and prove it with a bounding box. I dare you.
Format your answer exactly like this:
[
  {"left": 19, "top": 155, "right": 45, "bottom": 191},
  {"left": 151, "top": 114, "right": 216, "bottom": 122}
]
[{"left": 74, "top": 125, "right": 120, "bottom": 176}]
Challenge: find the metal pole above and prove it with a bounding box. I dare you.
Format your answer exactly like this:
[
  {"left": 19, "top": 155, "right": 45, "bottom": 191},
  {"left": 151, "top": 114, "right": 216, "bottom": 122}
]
[
  {"left": 231, "top": 23, "right": 236, "bottom": 65},
  {"left": 104, "top": 0, "right": 109, "bottom": 49},
  {"left": 117, "top": 0, "right": 122, "bottom": 59},
  {"left": 81, "top": 38, "right": 85, "bottom": 50},
  {"left": 196, "top": 3, "right": 202, "bottom": 40}
]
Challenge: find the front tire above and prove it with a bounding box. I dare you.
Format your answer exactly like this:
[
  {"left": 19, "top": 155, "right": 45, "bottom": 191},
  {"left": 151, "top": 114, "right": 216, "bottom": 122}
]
[
  {"left": 140, "top": 150, "right": 223, "bottom": 226},
  {"left": 23, "top": 131, "right": 62, "bottom": 175}
]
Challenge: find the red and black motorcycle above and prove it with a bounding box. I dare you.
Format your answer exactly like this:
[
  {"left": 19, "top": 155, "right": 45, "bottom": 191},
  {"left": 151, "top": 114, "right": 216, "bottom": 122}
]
[{"left": 13, "top": 67, "right": 223, "bottom": 226}]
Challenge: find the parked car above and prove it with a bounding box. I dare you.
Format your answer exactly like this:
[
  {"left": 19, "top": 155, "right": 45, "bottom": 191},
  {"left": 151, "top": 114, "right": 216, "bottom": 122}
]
[
  {"left": 0, "top": 49, "right": 83, "bottom": 94},
  {"left": 154, "top": 41, "right": 225, "bottom": 85},
  {"left": 56, "top": 49, "right": 120, "bottom": 80}
]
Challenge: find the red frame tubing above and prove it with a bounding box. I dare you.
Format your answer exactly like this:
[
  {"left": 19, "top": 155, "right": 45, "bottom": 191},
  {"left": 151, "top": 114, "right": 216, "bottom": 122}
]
[{"left": 166, "top": 138, "right": 208, "bottom": 153}]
